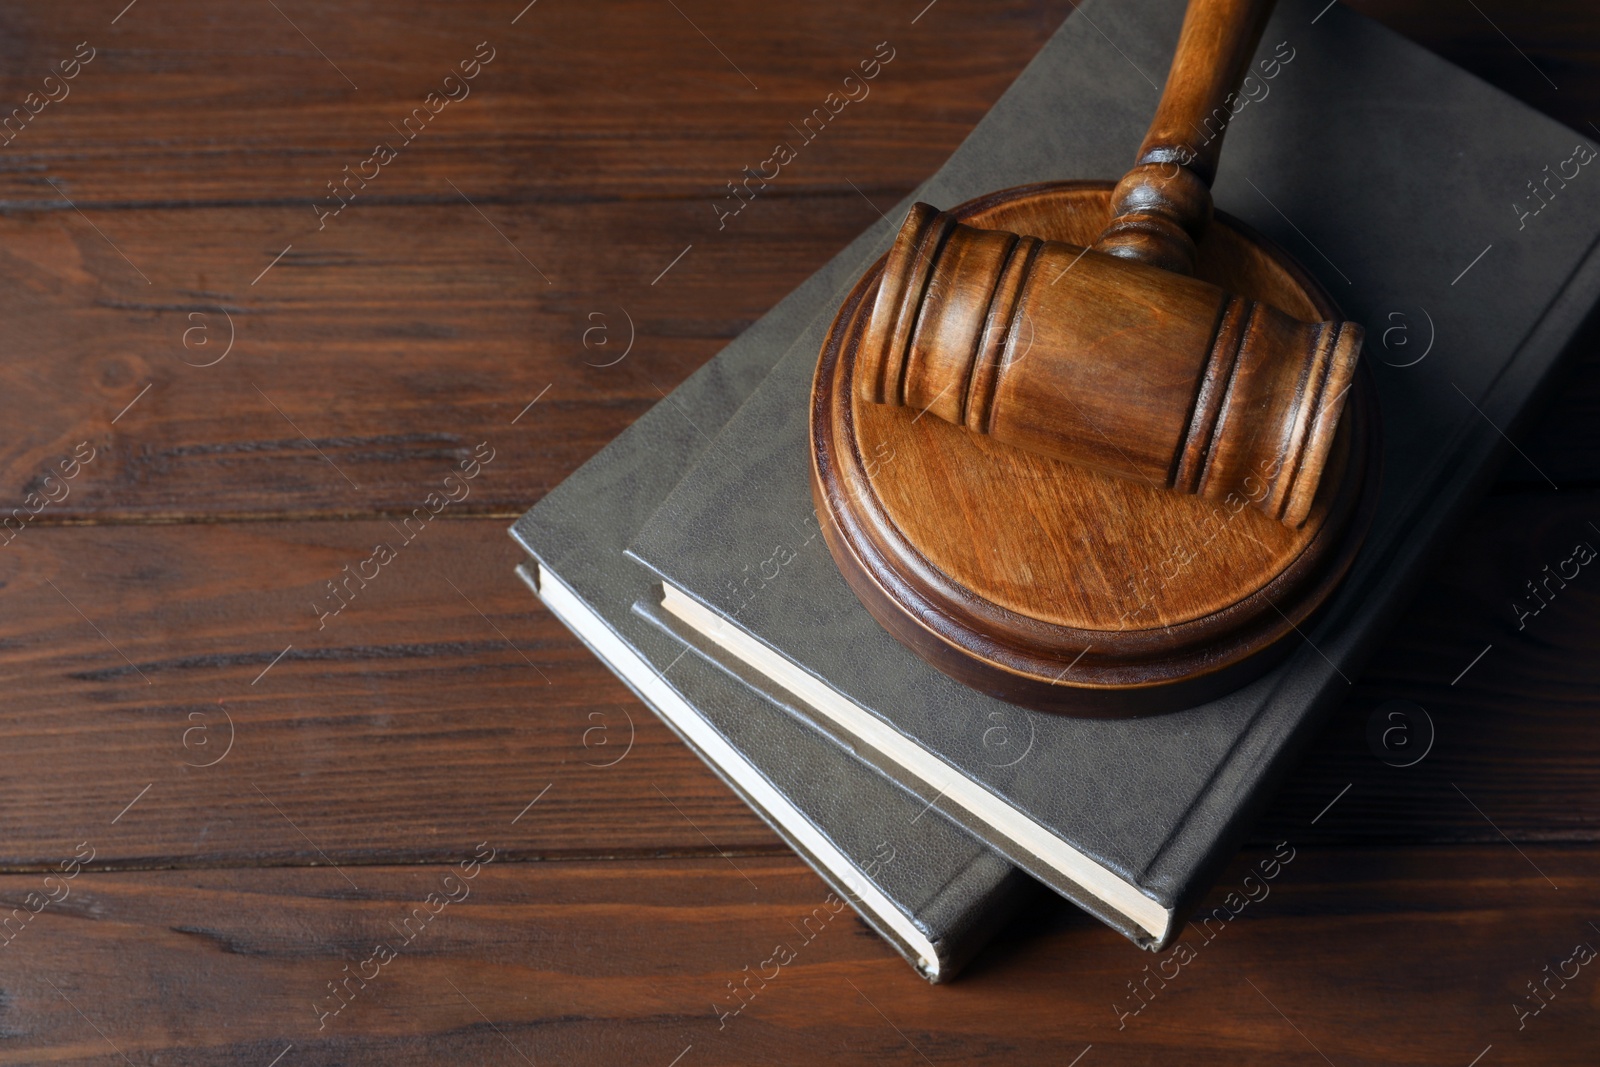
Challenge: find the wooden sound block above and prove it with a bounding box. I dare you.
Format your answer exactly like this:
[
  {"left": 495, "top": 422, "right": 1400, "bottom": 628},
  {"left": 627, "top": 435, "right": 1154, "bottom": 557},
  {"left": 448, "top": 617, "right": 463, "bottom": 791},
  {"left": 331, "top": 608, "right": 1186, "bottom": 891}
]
[{"left": 810, "top": 181, "right": 1382, "bottom": 717}]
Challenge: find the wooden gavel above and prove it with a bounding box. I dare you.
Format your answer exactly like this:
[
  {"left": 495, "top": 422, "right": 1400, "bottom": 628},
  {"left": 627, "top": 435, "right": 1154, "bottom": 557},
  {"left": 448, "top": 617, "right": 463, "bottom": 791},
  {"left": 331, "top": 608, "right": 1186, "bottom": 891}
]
[{"left": 855, "top": 0, "right": 1360, "bottom": 527}]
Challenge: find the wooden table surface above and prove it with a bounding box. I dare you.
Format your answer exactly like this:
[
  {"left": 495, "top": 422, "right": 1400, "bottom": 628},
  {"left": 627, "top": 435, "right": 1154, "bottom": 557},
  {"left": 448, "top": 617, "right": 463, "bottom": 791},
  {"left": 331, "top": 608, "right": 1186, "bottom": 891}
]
[{"left": 1, "top": 1, "right": 1596, "bottom": 1063}]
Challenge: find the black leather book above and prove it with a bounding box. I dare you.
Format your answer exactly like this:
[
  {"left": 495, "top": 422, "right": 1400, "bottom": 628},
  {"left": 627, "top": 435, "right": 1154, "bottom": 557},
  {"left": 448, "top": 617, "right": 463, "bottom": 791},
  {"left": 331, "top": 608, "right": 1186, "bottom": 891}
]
[
  {"left": 629, "top": 0, "right": 1600, "bottom": 949},
  {"left": 509, "top": 182, "right": 1035, "bottom": 980}
]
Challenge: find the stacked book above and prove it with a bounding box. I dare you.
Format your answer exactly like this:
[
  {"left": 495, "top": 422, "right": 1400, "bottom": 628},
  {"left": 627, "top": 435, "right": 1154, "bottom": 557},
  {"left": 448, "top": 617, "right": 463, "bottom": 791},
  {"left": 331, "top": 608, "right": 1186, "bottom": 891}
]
[{"left": 512, "top": 0, "right": 1600, "bottom": 979}]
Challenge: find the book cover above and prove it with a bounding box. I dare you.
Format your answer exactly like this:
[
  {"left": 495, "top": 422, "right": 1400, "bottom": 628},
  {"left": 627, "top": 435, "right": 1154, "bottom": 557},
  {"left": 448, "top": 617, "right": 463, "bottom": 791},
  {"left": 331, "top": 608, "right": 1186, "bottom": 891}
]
[
  {"left": 628, "top": 0, "right": 1600, "bottom": 948},
  {"left": 510, "top": 176, "right": 1035, "bottom": 979}
]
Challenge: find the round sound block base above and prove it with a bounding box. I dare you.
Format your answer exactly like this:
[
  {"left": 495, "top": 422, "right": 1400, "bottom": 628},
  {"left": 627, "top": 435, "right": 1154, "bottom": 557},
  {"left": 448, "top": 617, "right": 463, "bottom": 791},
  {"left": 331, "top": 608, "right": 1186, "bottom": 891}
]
[{"left": 810, "top": 182, "right": 1382, "bottom": 717}]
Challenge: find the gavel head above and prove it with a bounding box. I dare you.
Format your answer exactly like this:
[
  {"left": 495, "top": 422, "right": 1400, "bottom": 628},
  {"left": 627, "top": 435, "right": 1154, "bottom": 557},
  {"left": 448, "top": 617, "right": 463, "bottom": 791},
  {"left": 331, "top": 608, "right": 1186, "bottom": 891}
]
[{"left": 855, "top": 203, "right": 1364, "bottom": 527}]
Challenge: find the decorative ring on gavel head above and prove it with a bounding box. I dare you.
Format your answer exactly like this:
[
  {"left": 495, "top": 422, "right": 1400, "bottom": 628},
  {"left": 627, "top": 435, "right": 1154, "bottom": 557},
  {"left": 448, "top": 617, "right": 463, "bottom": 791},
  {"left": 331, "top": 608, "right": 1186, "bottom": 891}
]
[{"left": 855, "top": 203, "right": 1364, "bottom": 527}]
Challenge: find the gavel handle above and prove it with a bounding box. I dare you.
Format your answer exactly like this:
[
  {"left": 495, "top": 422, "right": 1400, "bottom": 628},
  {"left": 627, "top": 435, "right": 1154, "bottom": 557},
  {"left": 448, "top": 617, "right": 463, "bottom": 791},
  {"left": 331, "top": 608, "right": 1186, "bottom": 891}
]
[{"left": 1093, "top": 0, "right": 1277, "bottom": 274}]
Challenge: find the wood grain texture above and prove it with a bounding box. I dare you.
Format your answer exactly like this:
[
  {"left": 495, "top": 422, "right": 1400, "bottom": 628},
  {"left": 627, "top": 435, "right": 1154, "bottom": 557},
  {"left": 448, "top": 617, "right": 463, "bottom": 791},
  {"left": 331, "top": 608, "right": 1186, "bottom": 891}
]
[
  {"left": 0, "top": 847, "right": 1595, "bottom": 1065},
  {"left": 0, "top": 0, "right": 1593, "bottom": 1062},
  {"left": 856, "top": 196, "right": 1363, "bottom": 525},
  {"left": 0, "top": 0, "right": 1584, "bottom": 519},
  {"left": 1094, "top": 0, "right": 1273, "bottom": 272},
  {"left": 0, "top": 0, "right": 1036, "bottom": 204},
  {"left": 1263, "top": 487, "right": 1600, "bottom": 845},
  {"left": 0, "top": 197, "right": 881, "bottom": 521},
  {"left": 0, "top": 492, "right": 1591, "bottom": 871},
  {"left": 0, "top": 519, "right": 779, "bottom": 868},
  {"left": 813, "top": 182, "right": 1378, "bottom": 714},
  {"left": 0, "top": 0, "right": 1066, "bottom": 521}
]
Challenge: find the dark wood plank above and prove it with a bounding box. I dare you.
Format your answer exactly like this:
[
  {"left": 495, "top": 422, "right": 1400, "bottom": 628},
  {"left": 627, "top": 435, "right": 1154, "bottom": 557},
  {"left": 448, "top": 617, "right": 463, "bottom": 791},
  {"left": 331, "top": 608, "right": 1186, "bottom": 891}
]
[
  {"left": 0, "top": 197, "right": 1587, "bottom": 516},
  {"left": 0, "top": 196, "right": 890, "bottom": 521},
  {"left": 0, "top": 0, "right": 1583, "bottom": 211},
  {"left": 1, "top": 845, "right": 1595, "bottom": 1065},
  {"left": 0, "top": 2, "right": 1596, "bottom": 1063},
  {"left": 0, "top": 494, "right": 1592, "bottom": 868},
  {"left": 1265, "top": 486, "right": 1600, "bottom": 842},
  {"left": 0, "top": 518, "right": 783, "bottom": 868},
  {"left": 0, "top": 0, "right": 1063, "bottom": 205},
  {"left": 0, "top": 0, "right": 1074, "bottom": 519},
  {"left": 0, "top": 0, "right": 1591, "bottom": 518}
]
